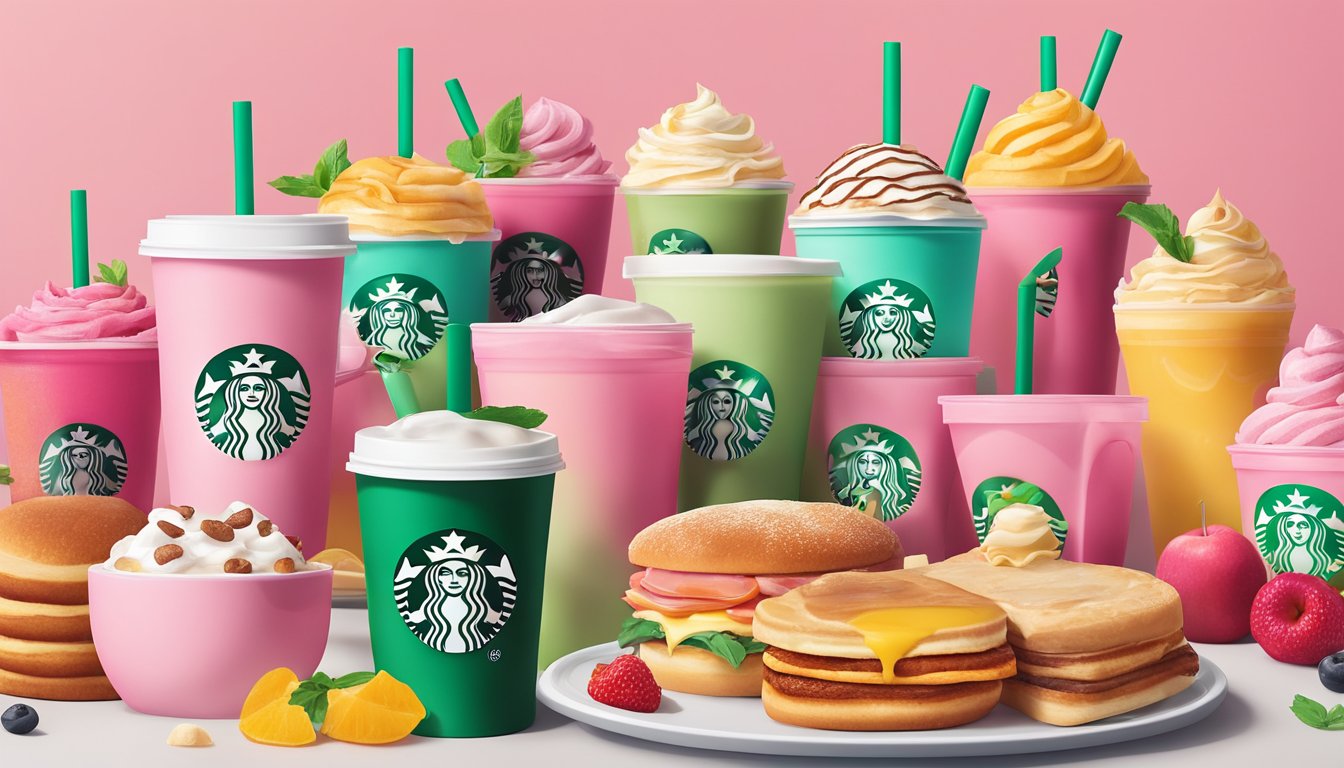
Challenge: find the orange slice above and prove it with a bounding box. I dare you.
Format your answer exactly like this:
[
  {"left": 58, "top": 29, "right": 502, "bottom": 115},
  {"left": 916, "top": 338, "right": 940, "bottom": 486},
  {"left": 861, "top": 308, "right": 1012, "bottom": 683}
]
[
  {"left": 320, "top": 671, "right": 425, "bottom": 744},
  {"left": 240, "top": 667, "right": 300, "bottom": 719},
  {"left": 239, "top": 697, "right": 316, "bottom": 747}
]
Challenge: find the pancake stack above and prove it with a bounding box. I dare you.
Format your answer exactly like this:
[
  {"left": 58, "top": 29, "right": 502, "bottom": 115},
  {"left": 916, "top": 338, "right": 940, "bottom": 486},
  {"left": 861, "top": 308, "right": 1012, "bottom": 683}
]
[
  {"left": 0, "top": 496, "right": 144, "bottom": 700},
  {"left": 922, "top": 552, "right": 1199, "bottom": 726},
  {"left": 752, "top": 570, "right": 1016, "bottom": 730}
]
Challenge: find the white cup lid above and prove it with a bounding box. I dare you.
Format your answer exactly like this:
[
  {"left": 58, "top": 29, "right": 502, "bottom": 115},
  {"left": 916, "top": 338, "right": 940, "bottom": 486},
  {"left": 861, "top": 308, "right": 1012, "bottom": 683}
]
[
  {"left": 347, "top": 410, "right": 565, "bottom": 481},
  {"left": 623, "top": 254, "right": 842, "bottom": 279},
  {"left": 140, "top": 215, "right": 357, "bottom": 260}
]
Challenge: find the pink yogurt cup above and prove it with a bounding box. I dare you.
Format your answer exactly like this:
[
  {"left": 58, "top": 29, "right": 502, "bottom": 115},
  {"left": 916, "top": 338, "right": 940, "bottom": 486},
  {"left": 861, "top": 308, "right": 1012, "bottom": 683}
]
[
  {"left": 1228, "top": 444, "right": 1344, "bottom": 577},
  {"left": 88, "top": 564, "right": 333, "bottom": 718}
]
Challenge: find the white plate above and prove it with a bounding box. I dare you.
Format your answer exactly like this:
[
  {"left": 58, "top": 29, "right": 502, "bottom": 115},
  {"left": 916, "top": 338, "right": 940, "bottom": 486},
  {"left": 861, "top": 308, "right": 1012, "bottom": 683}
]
[{"left": 537, "top": 643, "right": 1227, "bottom": 759}]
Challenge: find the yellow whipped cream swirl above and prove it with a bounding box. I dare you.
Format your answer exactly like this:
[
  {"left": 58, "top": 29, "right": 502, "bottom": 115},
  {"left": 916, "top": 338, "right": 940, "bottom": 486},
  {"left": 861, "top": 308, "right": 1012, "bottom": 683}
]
[
  {"left": 980, "top": 504, "right": 1062, "bottom": 567},
  {"left": 963, "top": 89, "right": 1147, "bottom": 187},
  {"left": 1116, "top": 191, "right": 1294, "bottom": 306},
  {"left": 318, "top": 155, "right": 493, "bottom": 239},
  {"left": 622, "top": 84, "right": 785, "bottom": 188}
]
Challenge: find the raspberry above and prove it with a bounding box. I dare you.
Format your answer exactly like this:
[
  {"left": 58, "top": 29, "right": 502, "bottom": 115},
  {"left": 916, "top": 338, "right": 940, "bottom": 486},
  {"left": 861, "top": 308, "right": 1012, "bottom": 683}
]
[{"left": 587, "top": 654, "right": 661, "bottom": 713}]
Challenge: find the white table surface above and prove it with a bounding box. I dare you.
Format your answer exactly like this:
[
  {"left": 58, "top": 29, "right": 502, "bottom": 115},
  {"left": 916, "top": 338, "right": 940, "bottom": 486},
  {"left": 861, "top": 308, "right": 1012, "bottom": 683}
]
[{"left": 0, "top": 606, "right": 1336, "bottom": 767}]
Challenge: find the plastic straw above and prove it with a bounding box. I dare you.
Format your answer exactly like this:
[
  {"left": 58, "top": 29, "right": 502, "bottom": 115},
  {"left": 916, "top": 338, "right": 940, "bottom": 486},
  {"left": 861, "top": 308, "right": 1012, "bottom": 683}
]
[
  {"left": 445, "top": 323, "right": 473, "bottom": 413},
  {"left": 883, "top": 42, "right": 901, "bottom": 145},
  {"left": 945, "top": 84, "right": 990, "bottom": 181},
  {"left": 381, "top": 369, "right": 420, "bottom": 418},
  {"left": 1080, "top": 30, "right": 1122, "bottom": 110},
  {"left": 1040, "top": 36, "right": 1058, "bottom": 91},
  {"left": 444, "top": 78, "right": 480, "bottom": 138},
  {"left": 232, "top": 101, "right": 254, "bottom": 215},
  {"left": 1015, "top": 247, "right": 1064, "bottom": 395},
  {"left": 69, "top": 190, "right": 89, "bottom": 288},
  {"left": 398, "top": 47, "right": 414, "bottom": 157}
]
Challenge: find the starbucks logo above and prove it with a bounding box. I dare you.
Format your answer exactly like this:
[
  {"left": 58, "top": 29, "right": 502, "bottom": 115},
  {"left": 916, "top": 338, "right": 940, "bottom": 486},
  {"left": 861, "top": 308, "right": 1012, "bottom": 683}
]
[
  {"left": 684, "top": 360, "right": 774, "bottom": 461},
  {"left": 1254, "top": 485, "right": 1344, "bottom": 581},
  {"left": 827, "top": 425, "right": 922, "bottom": 522},
  {"left": 195, "top": 344, "right": 310, "bottom": 461},
  {"left": 970, "top": 477, "right": 1067, "bottom": 549},
  {"left": 649, "top": 229, "right": 711, "bottom": 255},
  {"left": 839, "top": 279, "right": 936, "bottom": 360},
  {"left": 395, "top": 529, "right": 517, "bottom": 654},
  {"left": 39, "top": 424, "right": 127, "bottom": 497},
  {"left": 1036, "top": 268, "right": 1059, "bottom": 318},
  {"left": 491, "top": 232, "right": 584, "bottom": 322},
  {"left": 348, "top": 274, "right": 448, "bottom": 361}
]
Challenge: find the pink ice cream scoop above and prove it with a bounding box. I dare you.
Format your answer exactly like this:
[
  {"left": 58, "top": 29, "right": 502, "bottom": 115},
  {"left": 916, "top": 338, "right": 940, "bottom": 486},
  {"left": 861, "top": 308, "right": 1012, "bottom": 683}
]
[
  {"left": 1237, "top": 324, "right": 1344, "bottom": 446},
  {"left": 516, "top": 97, "right": 612, "bottom": 179},
  {"left": 0, "top": 281, "right": 157, "bottom": 342}
]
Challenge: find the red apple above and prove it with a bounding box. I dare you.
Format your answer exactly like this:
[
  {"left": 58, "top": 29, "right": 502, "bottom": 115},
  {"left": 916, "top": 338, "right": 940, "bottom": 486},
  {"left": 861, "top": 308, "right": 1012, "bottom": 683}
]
[
  {"left": 1156, "top": 524, "right": 1267, "bottom": 643},
  {"left": 1251, "top": 573, "right": 1344, "bottom": 665}
]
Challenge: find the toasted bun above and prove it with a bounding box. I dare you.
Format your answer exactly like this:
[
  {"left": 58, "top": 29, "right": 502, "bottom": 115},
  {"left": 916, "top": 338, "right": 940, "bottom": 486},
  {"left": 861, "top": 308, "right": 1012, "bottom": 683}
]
[
  {"left": 762, "top": 677, "right": 1001, "bottom": 731},
  {"left": 0, "top": 666, "right": 117, "bottom": 701},
  {"left": 629, "top": 500, "right": 899, "bottom": 574},
  {"left": 0, "top": 496, "right": 145, "bottom": 605},
  {"left": 636, "top": 641, "right": 763, "bottom": 697},
  {"left": 0, "top": 635, "right": 103, "bottom": 678},
  {"left": 1002, "top": 672, "right": 1197, "bottom": 726},
  {"left": 0, "top": 595, "right": 91, "bottom": 642},
  {"left": 1014, "top": 632, "right": 1190, "bottom": 682}
]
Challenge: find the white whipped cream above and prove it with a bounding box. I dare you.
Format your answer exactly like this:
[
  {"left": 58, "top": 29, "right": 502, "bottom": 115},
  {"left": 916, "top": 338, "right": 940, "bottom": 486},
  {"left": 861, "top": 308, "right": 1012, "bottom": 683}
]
[
  {"left": 348, "top": 410, "right": 565, "bottom": 481},
  {"left": 520, "top": 294, "right": 676, "bottom": 325},
  {"left": 107, "top": 501, "right": 309, "bottom": 575},
  {"left": 980, "top": 503, "right": 1062, "bottom": 567}
]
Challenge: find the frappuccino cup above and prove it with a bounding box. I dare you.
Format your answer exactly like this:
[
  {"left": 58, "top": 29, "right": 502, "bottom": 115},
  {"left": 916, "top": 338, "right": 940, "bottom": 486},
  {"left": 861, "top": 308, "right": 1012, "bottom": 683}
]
[{"left": 625, "top": 182, "right": 793, "bottom": 256}]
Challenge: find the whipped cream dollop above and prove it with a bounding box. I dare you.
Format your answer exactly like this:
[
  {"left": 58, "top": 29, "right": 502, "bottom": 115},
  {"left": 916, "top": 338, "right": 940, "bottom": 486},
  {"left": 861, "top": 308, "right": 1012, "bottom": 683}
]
[
  {"left": 980, "top": 504, "right": 1062, "bottom": 567},
  {"left": 795, "top": 143, "right": 979, "bottom": 219},
  {"left": 318, "top": 154, "right": 494, "bottom": 240},
  {"left": 520, "top": 295, "right": 676, "bottom": 325},
  {"left": 1237, "top": 325, "right": 1344, "bottom": 447},
  {"left": 516, "top": 97, "right": 613, "bottom": 179},
  {"left": 0, "top": 282, "right": 156, "bottom": 342},
  {"left": 107, "top": 502, "right": 309, "bottom": 575}
]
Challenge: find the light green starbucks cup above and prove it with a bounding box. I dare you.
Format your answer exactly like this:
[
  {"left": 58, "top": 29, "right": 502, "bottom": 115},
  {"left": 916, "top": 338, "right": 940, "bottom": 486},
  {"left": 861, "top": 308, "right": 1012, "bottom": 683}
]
[
  {"left": 622, "top": 181, "right": 793, "bottom": 256},
  {"left": 625, "top": 255, "right": 841, "bottom": 509}
]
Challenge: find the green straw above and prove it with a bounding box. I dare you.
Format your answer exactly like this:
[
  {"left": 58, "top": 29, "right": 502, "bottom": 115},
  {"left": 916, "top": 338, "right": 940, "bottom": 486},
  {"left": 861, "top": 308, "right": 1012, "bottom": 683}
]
[
  {"left": 232, "top": 101, "right": 254, "bottom": 215},
  {"left": 445, "top": 323, "right": 473, "bottom": 413},
  {"left": 1040, "top": 36, "right": 1058, "bottom": 91},
  {"left": 444, "top": 78, "right": 480, "bottom": 138},
  {"left": 945, "top": 84, "right": 990, "bottom": 181},
  {"left": 1015, "top": 247, "right": 1063, "bottom": 395},
  {"left": 374, "top": 353, "right": 420, "bottom": 417},
  {"left": 398, "top": 47, "right": 414, "bottom": 157},
  {"left": 69, "top": 190, "right": 90, "bottom": 288},
  {"left": 1080, "top": 29, "right": 1122, "bottom": 110},
  {"left": 883, "top": 42, "right": 901, "bottom": 144}
]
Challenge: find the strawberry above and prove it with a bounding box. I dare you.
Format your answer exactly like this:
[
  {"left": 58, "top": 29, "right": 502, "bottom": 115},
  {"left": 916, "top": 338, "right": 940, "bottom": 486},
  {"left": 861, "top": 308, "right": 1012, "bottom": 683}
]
[{"left": 587, "top": 654, "right": 661, "bottom": 713}]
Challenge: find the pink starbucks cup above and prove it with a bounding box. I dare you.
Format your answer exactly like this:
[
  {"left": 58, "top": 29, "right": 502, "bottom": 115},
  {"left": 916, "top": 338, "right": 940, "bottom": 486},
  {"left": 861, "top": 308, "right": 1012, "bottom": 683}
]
[
  {"left": 967, "top": 186, "right": 1150, "bottom": 394},
  {"left": 0, "top": 341, "right": 159, "bottom": 512},
  {"left": 802, "top": 357, "right": 982, "bottom": 562},
  {"left": 941, "top": 395, "right": 1147, "bottom": 566},
  {"left": 141, "top": 215, "right": 364, "bottom": 552},
  {"left": 1228, "top": 445, "right": 1344, "bottom": 582},
  {"left": 479, "top": 178, "right": 618, "bottom": 323},
  {"left": 472, "top": 321, "right": 692, "bottom": 667}
]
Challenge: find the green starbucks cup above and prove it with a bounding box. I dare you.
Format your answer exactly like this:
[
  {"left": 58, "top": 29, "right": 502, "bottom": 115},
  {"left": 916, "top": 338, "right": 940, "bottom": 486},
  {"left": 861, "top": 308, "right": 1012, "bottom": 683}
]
[
  {"left": 622, "top": 181, "right": 793, "bottom": 255},
  {"left": 625, "top": 254, "right": 841, "bottom": 509},
  {"left": 342, "top": 232, "right": 500, "bottom": 412},
  {"left": 347, "top": 410, "right": 564, "bottom": 737},
  {"left": 790, "top": 215, "right": 986, "bottom": 360}
]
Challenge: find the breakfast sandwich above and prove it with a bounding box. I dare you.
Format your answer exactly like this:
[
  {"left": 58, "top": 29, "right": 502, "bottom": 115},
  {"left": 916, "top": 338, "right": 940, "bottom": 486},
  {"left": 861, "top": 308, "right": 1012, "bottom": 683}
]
[
  {"left": 618, "top": 500, "right": 902, "bottom": 697},
  {"left": 753, "top": 570, "right": 1015, "bottom": 730}
]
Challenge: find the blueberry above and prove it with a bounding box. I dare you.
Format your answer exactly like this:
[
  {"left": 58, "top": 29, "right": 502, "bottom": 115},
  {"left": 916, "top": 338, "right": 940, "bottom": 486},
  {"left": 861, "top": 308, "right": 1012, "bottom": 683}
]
[
  {"left": 1, "top": 703, "right": 37, "bottom": 735},
  {"left": 1319, "top": 652, "right": 1344, "bottom": 693}
]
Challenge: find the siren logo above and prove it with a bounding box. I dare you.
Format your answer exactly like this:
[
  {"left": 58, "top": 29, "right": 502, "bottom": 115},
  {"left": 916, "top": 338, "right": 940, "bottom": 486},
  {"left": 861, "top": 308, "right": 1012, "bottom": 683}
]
[
  {"left": 683, "top": 360, "right": 774, "bottom": 461},
  {"left": 839, "top": 279, "right": 937, "bottom": 360},
  {"left": 38, "top": 423, "right": 127, "bottom": 497},
  {"left": 827, "top": 425, "right": 922, "bottom": 522},
  {"left": 195, "top": 344, "right": 311, "bottom": 461},
  {"left": 1254, "top": 485, "right": 1344, "bottom": 581},
  {"left": 395, "top": 529, "right": 517, "bottom": 654},
  {"left": 970, "top": 477, "right": 1068, "bottom": 550},
  {"left": 648, "top": 229, "right": 712, "bottom": 255},
  {"left": 348, "top": 274, "right": 448, "bottom": 361},
  {"left": 1036, "top": 267, "right": 1059, "bottom": 318},
  {"left": 491, "top": 233, "right": 584, "bottom": 322}
]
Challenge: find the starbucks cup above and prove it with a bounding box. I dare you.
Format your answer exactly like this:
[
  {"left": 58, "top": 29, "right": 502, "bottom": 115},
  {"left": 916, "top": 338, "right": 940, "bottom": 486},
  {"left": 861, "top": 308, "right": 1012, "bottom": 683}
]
[
  {"left": 347, "top": 410, "right": 564, "bottom": 737},
  {"left": 1228, "top": 445, "right": 1344, "bottom": 582},
  {"left": 622, "top": 181, "right": 793, "bottom": 256},
  {"left": 802, "top": 357, "right": 983, "bottom": 561},
  {"left": 479, "top": 178, "right": 617, "bottom": 322},
  {"left": 342, "top": 231, "right": 501, "bottom": 412},
  {"left": 473, "top": 321, "right": 692, "bottom": 667},
  {"left": 791, "top": 214, "right": 986, "bottom": 360},
  {"left": 625, "top": 255, "right": 839, "bottom": 508},
  {"left": 967, "top": 186, "right": 1151, "bottom": 394},
  {"left": 0, "top": 341, "right": 159, "bottom": 511},
  {"left": 141, "top": 215, "right": 362, "bottom": 552},
  {"left": 940, "top": 395, "right": 1147, "bottom": 566}
]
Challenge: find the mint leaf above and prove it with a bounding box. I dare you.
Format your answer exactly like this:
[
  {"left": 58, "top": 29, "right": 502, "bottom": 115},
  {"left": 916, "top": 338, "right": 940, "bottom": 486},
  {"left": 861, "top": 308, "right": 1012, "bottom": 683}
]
[
  {"left": 1291, "top": 694, "right": 1332, "bottom": 729},
  {"left": 618, "top": 617, "right": 666, "bottom": 648},
  {"left": 480, "top": 148, "right": 536, "bottom": 179},
  {"left": 446, "top": 136, "right": 484, "bottom": 174},
  {"left": 94, "top": 259, "right": 128, "bottom": 287},
  {"left": 332, "top": 671, "right": 375, "bottom": 689},
  {"left": 485, "top": 96, "right": 525, "bottom": 155},
  {"left": 313, "top": 139, "right": 351, "bottom": 191},
  {"left": 0, "top": 466, "right": 11, "bottom": 486},
  {"left": 463, "top": 405, "right": 548, "bottom": 429},
  {"left": 1118, "top": 202, "right": 1195, "bottom": 263},
  {"left": 268, "top": 174, "right": 326, "bottom": 198}
]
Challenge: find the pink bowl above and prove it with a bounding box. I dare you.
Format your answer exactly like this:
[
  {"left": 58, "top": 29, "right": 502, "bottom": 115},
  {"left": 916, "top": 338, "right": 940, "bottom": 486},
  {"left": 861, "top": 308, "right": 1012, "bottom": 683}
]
[{"left": 88, "top": 564, "right": 333, "bottom": 718}]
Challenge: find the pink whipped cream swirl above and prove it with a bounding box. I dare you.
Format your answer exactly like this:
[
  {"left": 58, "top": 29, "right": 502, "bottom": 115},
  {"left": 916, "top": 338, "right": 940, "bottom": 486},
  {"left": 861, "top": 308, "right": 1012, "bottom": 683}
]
[
  {"left": 1237, "top": 324, "right": 1344, "bottom": 447},
  {"left": 516, "top": 97, "right": 613, "bottom": 179},
  {"left": 0, "top": 282, "right": 157, "bottom": 342}
]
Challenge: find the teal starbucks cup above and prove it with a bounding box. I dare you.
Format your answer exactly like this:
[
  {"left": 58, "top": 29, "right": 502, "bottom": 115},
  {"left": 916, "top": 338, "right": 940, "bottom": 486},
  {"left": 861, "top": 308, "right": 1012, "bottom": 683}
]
[{"left": 347, "top": 410, "right": 564, "bottom": 737}]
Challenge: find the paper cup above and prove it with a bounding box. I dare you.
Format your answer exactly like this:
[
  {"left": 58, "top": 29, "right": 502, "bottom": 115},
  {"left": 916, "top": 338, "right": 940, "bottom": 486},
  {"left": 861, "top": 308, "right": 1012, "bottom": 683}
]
[
  {"left": 622, "top": 181, "right": 793, "bottom": 256},
  {"left": 1228, "top": 444, "right": 1344, "bottom": 582}
]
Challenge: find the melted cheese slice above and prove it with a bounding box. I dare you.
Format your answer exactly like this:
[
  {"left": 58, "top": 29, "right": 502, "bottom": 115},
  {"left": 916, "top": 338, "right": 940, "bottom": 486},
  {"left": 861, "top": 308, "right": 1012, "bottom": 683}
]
[
  {"left": 849, "top": 606, "right": 1004, "bottom": 682},
  {"left": 632, "top": 609, "right": 745, "bottom": 652}
]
